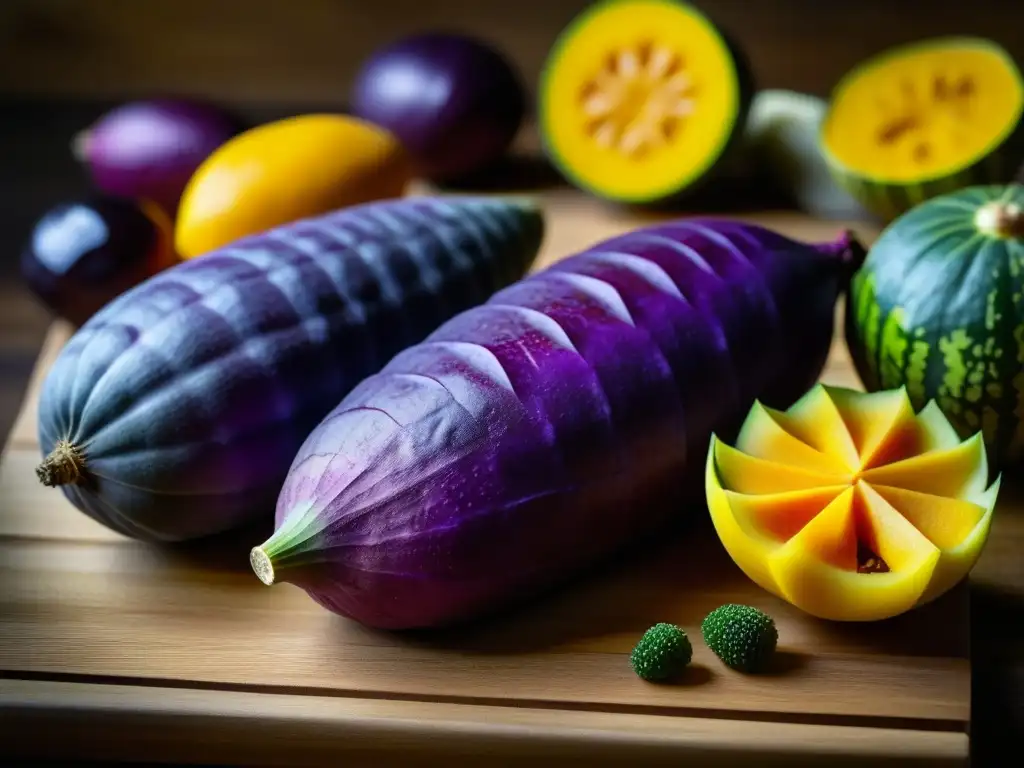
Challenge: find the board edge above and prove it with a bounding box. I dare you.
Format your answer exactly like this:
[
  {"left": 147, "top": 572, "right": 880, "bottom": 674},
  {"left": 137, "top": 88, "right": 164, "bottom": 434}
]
[{"left": 0, "top": 678, "right": 968, "bottom": 767}]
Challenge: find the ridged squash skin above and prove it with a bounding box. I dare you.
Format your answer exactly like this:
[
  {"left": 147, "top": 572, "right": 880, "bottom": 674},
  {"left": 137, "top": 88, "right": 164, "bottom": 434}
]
[
  {"left": 846, "top": 184, "right": 1024, "bottom": 469},
  {"left": 35, "top": 196, "right": 544, "bottom": 542},
  {"left": 253, "top": 218, "right": 865, "bottom": 630},
  {"left": 175, "top": 114, "right": 413, "bottom": 258},
  {"left": 821, "top": 37, "right": 1024, "bottom": 222},
  {"left": 538, "top": 0, "right": 755, "bottom": 206}
]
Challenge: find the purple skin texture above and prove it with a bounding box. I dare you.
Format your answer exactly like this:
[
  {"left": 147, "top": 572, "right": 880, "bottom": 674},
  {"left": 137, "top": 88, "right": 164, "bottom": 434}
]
[
  {"left": 75, "top": 99, "right": 241, "bottom": 215},
  {"left": 254, "top": 219, "right": 866, "bottom": 630},
  {"left": 34, "top": 196, "right": 544, "bottom": 543},
  {"left": 350, "top": 33, "right": 526, "bottom": 181}
]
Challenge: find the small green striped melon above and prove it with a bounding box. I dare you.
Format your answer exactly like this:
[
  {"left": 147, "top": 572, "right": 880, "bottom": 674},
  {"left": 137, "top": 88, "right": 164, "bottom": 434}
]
[
  {"left": 846, "top": 183, "right": 1024, "bottom": 468},
  {"left": 821, "top": 37, "right": 1024, "bottom": 222}
]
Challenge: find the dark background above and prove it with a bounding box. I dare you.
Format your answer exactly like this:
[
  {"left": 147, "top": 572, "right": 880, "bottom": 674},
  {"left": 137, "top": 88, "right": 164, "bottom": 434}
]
[
  {"left": 1, "top": 1, "right": 1022, "bottom": 765},
  {"left": 2, "top": 0, "right": 1023, "bottom": 103}
]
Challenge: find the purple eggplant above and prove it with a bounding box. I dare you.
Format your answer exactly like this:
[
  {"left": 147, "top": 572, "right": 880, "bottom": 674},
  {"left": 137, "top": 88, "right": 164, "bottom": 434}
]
[
  {"left": 350, "top": 33, "right": 526, "bottom": 181},
  {"left": 34, "top": 196, "right": 544, "bottom": 543},
  {"left": 251, "top": 219, "right": 866, "bottom": 629},
  {"left": 73, "top": 99, "right": 242, "bottom": 216}
]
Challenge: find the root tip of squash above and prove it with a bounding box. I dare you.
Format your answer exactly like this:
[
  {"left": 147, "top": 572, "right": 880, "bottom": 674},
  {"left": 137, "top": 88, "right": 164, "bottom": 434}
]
[
  {"left": 250, "top": 547, "right": 275, "bottom": 586},
  {"left": 36, "top": 439, "right": 86, "bottom": 487}
]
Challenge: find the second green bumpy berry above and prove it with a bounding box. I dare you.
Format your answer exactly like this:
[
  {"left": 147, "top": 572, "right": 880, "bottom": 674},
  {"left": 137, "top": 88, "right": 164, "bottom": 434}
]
[{"left": 701, "top": 604, "right": 778, "bottom": 673}]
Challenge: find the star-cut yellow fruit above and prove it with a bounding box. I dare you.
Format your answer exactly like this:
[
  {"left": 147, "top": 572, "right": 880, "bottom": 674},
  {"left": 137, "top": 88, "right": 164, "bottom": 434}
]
[{"left": 705, "top": 384, "right": 1000, "bottom": 622}]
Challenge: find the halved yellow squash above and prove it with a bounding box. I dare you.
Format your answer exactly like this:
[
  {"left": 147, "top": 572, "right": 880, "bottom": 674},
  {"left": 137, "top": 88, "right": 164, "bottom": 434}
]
[
  {"left": 821, "top": 37, "right": 1024, "bottom": 221},
  {"left": 538, "top": 0, "right": 753, "bottom": 205}
]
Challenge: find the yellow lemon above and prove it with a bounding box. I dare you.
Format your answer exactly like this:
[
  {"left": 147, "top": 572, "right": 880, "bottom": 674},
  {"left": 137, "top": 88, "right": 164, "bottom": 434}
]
[{"left": 175, "top": 114, "right": 412, "bottom": 258}]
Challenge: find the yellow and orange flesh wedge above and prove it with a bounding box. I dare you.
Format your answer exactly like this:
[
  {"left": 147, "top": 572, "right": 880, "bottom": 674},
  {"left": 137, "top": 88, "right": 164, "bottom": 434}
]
[{"left": 706, "top": 383, "right": 1000, "bottom": 622}]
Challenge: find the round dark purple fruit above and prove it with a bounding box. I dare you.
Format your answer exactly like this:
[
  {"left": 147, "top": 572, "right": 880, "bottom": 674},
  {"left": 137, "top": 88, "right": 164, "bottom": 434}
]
[
  {"left": 73, "top": 99, "right": 242, "bottom": 215},
  {"left": 350, "top": 32, "right": 527, "bottom": 181},
  {"left": 21, "top": 197, "right": 177, "bottom": 327}
]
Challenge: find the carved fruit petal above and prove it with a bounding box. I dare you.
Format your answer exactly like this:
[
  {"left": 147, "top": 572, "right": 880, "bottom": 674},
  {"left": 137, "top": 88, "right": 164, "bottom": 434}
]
[
  {"left": 705, "top": 440, "right": 784, "bottom": 597},
  {"left": 768, "top": 487, "right": 940, "bottom": 621},
  {"left": 778, "top": 486, "right": 859, "bottom": 570},
  {"left": 913, "top": 400, "right": 965, "bottom": 454},
  {"left": 769, "top": 545, "right": 940, "bottom": 622},
  {"left": 724, "top": 485, "right": 848, "bottom": 543},
  {"left": 856, "top": 482, "right": 941, "bottom": 574},
  {"left": 868, "top": 484, "right": 986, "bottom": 550},
  {"left": 713, "top": 439, "right": 848, "bottom": 495},
  {"left": 735, "top": 401, "right": 852, "bottom": 475},
  {"left": 859, "top": 433, "right": 989, "bottom": 501},
  {"left": 765, "top": 385, "right": 860, "bottom": 471},
  {"left": 824, "top": 385, "right": 916, "bottom": 470},
  {"left": 917, "top": 477, "right": 1000, "bottom": 604}
]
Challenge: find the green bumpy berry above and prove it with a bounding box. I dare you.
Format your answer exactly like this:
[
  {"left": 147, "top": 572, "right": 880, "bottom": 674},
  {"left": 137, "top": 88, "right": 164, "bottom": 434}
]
[
  {"left": 701, "top": 604, "right": 778, "bottom": 673},
  {"left": 630, "top": 623, "right": 693, "bottom": 682}
]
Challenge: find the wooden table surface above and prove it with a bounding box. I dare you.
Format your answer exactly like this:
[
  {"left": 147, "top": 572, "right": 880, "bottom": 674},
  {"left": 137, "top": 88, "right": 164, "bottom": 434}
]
[{"left": 0, "top": 101, "right": 1022, "bottom": 767}]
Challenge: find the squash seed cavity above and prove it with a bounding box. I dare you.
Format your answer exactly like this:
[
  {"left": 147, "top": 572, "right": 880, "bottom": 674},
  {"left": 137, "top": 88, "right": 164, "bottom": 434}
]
[
  {"left": 579, "top": 40, "right": 697, "bottom": 159},
  {"left": 873, "top": 73, "right": 979, "bottom": 166},
  {"left": 822, "top": 39, "right": 1024, "bottom": 184},
  {"left": 857, "top": 541, "right": 890, "bottom": 573}
]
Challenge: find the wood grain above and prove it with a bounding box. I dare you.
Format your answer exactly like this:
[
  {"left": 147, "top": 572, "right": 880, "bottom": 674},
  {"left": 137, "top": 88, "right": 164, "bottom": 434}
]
[
  {"left": 0, "top": 200, "right": 980, "bottom": 765},
  {"left": 1, "top": 0, "right": 1021, "bottom": 105},
  {"left": 0, "top": 680, "right": 968, "bottom": 768}
]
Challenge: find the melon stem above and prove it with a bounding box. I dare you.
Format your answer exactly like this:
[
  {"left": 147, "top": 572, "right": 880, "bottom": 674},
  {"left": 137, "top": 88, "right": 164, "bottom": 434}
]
[
  {"left": 975, "top": 201, "right": 1024, "bottom": 239},
  {"left": 35, "top": 438, "right": 86, "bottom": 487}
]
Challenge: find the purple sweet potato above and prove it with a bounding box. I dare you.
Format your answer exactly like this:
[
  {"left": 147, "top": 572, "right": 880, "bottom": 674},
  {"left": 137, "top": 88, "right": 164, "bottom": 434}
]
[{"left": 251, "top": 218, "right": 865, "bottom": 629}]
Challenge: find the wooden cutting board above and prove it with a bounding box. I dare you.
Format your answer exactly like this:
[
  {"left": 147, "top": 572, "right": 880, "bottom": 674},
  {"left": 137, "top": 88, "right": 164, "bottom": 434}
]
[{"left": 0, "top": 200, "right": 972, "bottom": 767}]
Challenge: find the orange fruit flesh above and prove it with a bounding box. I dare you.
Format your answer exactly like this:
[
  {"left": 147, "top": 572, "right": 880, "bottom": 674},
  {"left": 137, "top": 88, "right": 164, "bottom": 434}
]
[{"left": 706, "top": 384, "right": 999, "bottom": 621}]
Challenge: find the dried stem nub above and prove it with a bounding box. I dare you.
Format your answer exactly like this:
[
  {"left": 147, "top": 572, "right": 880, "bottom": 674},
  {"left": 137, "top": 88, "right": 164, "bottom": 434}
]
[
  {"left": 975, "top": 200, "right": 1024, "bottom": 239},
  {"left": 36, "top": 438, "right": 86, "bottom": 487}
]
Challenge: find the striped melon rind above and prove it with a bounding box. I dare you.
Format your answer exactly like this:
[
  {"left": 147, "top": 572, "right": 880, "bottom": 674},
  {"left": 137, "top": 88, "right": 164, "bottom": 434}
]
[
  {"left": 820, "top": 37, "right": 1024, "bottom": 222},
  {"left": 845, "top": 183, "right": 1024, "bottom": 469}
]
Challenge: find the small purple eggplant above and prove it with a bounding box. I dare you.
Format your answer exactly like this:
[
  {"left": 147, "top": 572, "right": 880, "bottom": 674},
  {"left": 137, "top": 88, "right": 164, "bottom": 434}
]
[
  {"left": 350, "top": 33, "right": 526, "bottom": 181},
  {"left": 252, "top": 218, "right": 866, "bottom": 629},
  {"left": 73, "top": 99, "right": 242, "bottom": 215}
]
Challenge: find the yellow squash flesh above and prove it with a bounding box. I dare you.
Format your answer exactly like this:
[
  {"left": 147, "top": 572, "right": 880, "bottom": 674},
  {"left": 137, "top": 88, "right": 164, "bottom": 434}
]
[
  {"left": 820, "top": 37, "right": 1024, "bottom": 219},
  {"left": 539, "top": 0, "right": 746, "bottom": 204},
  {"left": 823, "top": 40, "right": 1022, "bottom": 183}
]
